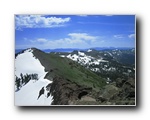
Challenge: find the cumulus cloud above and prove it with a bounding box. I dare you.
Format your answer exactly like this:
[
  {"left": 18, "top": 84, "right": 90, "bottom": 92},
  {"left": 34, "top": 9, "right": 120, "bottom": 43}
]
[
  {"left": 28, "top": 33, "right": 98, "bottom": 48},
  {"left": 113, "top": 34, "right": 124, "bottom": 39},
  {"left": 128, "top": 34, "right": 135, "bottom": 39},
  {"left": 15, "top": 15, "right": 71, "bottom": 30},
  {"left": 37, "top": 38, "right": 48, "bottom": 43},
  {"left": 68, "top": 33, "right": 97, "bottom": 42},
  {"left": 29, "top": 38, "right": 48, "bottom": 43}
]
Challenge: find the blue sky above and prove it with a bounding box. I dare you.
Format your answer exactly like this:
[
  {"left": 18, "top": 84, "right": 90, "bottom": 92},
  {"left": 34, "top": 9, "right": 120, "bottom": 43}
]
[{"left": 15, "top": 15, "right": 135, "bottom": 49}]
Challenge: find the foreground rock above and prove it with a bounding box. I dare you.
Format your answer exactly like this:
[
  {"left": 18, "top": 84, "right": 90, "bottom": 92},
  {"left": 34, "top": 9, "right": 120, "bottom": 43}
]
[
  {"left": 97, "top": 78, "right": 135, "bottom": 105},
  {"left": 45, "top": 76, "right": 135, "bottom": 105}
]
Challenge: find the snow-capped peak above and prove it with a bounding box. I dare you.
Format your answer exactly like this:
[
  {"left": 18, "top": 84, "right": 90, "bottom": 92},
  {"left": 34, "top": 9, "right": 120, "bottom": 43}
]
[
  {"left": 87, "top": 49, "right": 92, "bottom": 52},
  {"left": 78, "top": 51, "right": 85, "bottom": 56}
]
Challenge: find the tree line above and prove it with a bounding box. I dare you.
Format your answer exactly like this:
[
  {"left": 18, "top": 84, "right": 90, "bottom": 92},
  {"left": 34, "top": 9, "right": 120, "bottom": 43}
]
[{"left": 15, "top": 73, "right": 38, "bottom": 90}]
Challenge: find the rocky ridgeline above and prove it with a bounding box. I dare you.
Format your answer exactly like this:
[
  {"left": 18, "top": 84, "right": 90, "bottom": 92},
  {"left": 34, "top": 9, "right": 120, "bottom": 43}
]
[{"left": 44, "top": 75, "right": 135, "bottom": 105}]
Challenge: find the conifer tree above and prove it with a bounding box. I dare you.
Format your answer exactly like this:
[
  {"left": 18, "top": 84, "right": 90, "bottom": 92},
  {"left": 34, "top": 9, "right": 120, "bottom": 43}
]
[{"left": 15, "top": 77, "right": 21, "bottom": 90}]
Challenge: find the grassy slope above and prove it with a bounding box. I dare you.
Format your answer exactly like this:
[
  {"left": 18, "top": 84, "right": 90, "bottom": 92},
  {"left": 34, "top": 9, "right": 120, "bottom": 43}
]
[{"left": 33, "top": 49, "right": 106, "bottom": 91}]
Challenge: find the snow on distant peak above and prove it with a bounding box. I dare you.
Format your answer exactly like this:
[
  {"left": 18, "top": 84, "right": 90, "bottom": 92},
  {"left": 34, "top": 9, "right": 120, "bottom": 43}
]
[
  {"left": 91, "top": 68, "right": 100, "bottom": 72},
  {"left": 67, "top": 54, "right": 79, "bottom": 61},
  {"left": 60, "top": 55, "right": 65, "bottom": 57},
  {"left": 78, "top": 51, "right": 85, "bottom": 56},
  {"left": 15, "top": 50, "right": 53, "bottom": 106},
  {"left": 87, "top": 49, "right": 92, "bottom": 52},
  {"left": 66, "top": 51, "right": 108, "bottom": 67},
  {"left": 107, "top": 52, "right": 112, "bottom": 56}
]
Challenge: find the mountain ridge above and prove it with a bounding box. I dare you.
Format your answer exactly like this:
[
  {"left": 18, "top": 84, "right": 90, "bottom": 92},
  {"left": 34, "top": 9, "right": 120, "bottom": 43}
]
[{"left": 15, "top": 47, "right": 135, "bottom": 105}]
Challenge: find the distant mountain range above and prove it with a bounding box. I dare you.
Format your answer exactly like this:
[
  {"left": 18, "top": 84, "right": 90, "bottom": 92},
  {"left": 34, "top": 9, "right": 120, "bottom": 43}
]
[
  {"left": 15, "top": 47, "right": 135, "bottom": 54},
  {"left": 57, "top": 48, "right": 135, "bottom": 81}
]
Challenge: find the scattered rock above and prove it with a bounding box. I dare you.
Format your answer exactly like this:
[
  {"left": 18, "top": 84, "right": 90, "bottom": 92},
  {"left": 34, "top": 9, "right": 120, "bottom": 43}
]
[
  {"left": 37, "top": 87, "right": 44, "bottom": 100},
  {"left": 80, "top": 96, "right": 96, "bottom": 102}
]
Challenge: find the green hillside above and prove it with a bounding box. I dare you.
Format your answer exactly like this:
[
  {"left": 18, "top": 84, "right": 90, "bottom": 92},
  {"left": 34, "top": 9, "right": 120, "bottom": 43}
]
[{"left": 32, "top": 48, "right": 106, "bottom": 91}]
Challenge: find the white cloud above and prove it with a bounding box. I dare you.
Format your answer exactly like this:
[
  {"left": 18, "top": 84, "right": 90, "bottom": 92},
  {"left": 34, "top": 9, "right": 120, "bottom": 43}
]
[
  {"left": 27, "top": 33, "right": 98, "bottom": 49},
  {"left": 128, "top": 34, "right": 135, "bottom": 39},
  {"left": 68, "top": 33, "right": 97, "bottom": 42},
  {"left": 113, "top": 34, "right": 124, "bottom": 39},
  {"left": 15, "top": 15, "right": 71, "bottom": 30},
  {"left": 37, "top": 38, "right": 48, "bottom": 43},
  {"left": 29, "top": 38, "right": 48, "bottom": 43}
]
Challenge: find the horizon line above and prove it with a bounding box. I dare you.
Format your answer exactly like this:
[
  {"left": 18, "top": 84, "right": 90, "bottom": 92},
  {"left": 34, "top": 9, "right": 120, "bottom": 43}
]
[{"left": 15, "top": 46, "right": 135, "bottom": 50}]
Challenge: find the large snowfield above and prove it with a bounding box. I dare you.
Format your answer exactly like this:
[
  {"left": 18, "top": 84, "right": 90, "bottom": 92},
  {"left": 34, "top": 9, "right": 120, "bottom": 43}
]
[
  {"left": 66, "top": 51, "right": 108, "bottom": 66},
  {"left": 15, "top": 49, "right": 53, "bottom": 106}
]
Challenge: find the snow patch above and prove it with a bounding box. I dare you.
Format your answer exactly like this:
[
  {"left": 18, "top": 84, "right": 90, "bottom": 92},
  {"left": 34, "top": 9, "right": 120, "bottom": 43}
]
[
  {"left": 15, "top": 49, "right": 44, "bottom": 77},
  {"left": 66, "top": 52, "right": 108, "bottom": 66},
  {"left": 67, "top": 54, "right": 71, "bottom": 58},
  {"left": 92, "top": 61, "right": 99, "bottom": 65},
  {"left": 87, "top": 49, "right": 92, "bottom": 52},
  {"left": 78, "top": 51, "right": 85, "bottom": 56},
  {"left": 102, "top": 67, "right": 116, "bottom": 72},
  {"left": 97, "top": 59, "right": 108, "bottom": 62},
  {"left": 107, "top": 52, "right": 112, "bottom": 56},
  {"left": 60, "top": 55, "right": 65, "bottom": 57},
  {"left": 91, "top": 68, "right": 100, "bottom": 72},
  {"left": 72, "top": 54, "right": 79, "bottom": 61},
  {"left": 15, "top": 76, "right": 53, "bottom": 106},
  {"left": 15, "top": 49, "right": 53, "bottom": 106},
  {"left": 128, "top": 69, "right": 132, "bottom": 73}
]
